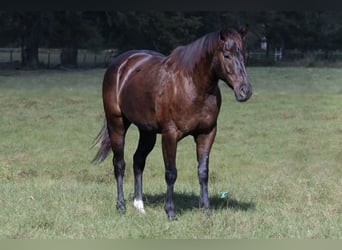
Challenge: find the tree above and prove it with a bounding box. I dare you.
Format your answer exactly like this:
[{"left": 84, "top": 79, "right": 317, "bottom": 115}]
[
  {"left": 1, "top": 11, "right": 342, "bottom": 69},
  {"left": 48, "top": 11, "right": 104, "bottom": 67},
  {"left": 0, "top": 11, "right": 51, "bottom": 68},
  {"left": 101, "top": 11, "right": 203, "bottom": 54},
  {"left": 319, "top": 11, "right": 342, "bottom": 51}
]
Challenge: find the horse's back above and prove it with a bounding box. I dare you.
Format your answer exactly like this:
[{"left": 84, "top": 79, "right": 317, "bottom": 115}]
[{"left": 111, "top": 50, "right": 164, "bottom": 65}]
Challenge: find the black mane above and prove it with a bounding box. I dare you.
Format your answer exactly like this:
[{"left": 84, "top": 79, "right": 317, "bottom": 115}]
[{"left": 166, "top": 31, "right": 220, "bottom": 72}]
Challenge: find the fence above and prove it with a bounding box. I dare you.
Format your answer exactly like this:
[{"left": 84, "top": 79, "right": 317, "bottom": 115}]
[
  {"left": 1, "top": 48, "right": 342, "bottom": 68},
  {"left": 248, "top": 49, "right": 342, "bottom": 65},
  {"left": 0, "top": 48, "right": 118, "bottom": 68}
]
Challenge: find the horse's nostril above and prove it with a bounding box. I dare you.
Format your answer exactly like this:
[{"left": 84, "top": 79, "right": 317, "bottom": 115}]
[
  {"left": 240, "top": 86, "right": 247, "bottom": 97},
  {"left": 236, "top": 84, "right": 252, "bottom": 102}
]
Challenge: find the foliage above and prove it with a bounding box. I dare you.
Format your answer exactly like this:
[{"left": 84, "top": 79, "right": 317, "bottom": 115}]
[
  {"left": 48, "top": 12, "right": 104, "bottom": 51},
  {"left": 0, "top": 11, "right": 342, "bottom": 68},
  {"left": 101, "top": 11, "right": 203, "bottom": 54}
]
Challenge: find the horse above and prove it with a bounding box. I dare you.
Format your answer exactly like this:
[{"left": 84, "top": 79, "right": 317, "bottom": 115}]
[{"left": 92, "top": 24, "right": 253, "bottom": 220}]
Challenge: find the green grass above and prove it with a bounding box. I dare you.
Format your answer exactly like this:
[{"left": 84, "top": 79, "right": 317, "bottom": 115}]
[{"left": 0, "top": 67, "right": 341, "bottom": 238}]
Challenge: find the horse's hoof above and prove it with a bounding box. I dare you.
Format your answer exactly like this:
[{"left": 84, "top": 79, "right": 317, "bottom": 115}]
[
  {"left": 168, "top": 215, "right": 177, "bottom": 221},
  {"left": 166, "top": 211, "right": 177, "bottom": 221},
  {"left": 116, "top": 203, "right": 126, "bottom": 214},
  {"left": 133, "top": 199, "right": 146, "bottom": 214},
  {"left": 201, "top": 207, "right": 212, "bottom": 217}
]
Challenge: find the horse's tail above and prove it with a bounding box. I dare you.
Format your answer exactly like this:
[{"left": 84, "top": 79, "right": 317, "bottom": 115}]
[{"left": 91, "top": 119, "right": 112, "bottom": 164}]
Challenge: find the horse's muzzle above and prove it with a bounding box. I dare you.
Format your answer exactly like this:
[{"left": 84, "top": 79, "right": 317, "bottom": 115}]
[{"left": 235, "top": 83, "right": 252, "bottom": 102}]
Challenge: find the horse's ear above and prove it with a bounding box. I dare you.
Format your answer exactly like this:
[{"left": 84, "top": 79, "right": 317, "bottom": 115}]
[
  {"left": 219, "top": 15, "right": 228, "bottom": 40},
  {"left": 239, "top": 24, "right": 249, "bottom": 39},
  {"left": 220, "top": 28, "right": 226, "bottom": 41}
]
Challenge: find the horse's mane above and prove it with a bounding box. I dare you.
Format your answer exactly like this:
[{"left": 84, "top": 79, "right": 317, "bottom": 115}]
[{"left": 166, "top": 31, "right": 220, "bottom": 73}]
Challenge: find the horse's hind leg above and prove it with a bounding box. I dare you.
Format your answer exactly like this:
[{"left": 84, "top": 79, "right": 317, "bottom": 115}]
[
  {"left": 108, "top": 116, "right": 130, "bottom": 213},
  {"left": 133, "top": 130, "right": 157, "bottom": 213}
]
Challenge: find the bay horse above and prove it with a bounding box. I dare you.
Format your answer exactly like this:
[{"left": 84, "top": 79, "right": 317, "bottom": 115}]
[{"left": 92, "top": 24, "right": 252, "bottom": 220}]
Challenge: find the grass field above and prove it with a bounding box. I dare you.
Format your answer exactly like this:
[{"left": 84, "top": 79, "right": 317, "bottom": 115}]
[{"left": 0, "top": 67, "right": 341, "bottom": 239}]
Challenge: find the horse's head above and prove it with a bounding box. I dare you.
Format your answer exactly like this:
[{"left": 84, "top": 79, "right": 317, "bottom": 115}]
[{"left": 213, "top": 24, "right": 252, "bottom": 102}]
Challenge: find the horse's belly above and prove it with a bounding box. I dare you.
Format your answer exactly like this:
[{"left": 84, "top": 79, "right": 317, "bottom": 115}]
[
  {"left": 125, "top": 110, "right": 160, "bottom": 132},
  {"left": 120, "top": 86, "right": 160, "bottom": 132}
]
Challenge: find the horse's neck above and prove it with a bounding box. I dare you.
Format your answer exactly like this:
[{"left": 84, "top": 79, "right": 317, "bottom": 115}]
[
  {"left": 189, "top": 34, "right": 219, "bottom": 94},
  {"left": 190, "top": 54, "right": 219, "bottom": 95},
  {"left": 166, "top": 33, "right": 219, "bottom": 95}
]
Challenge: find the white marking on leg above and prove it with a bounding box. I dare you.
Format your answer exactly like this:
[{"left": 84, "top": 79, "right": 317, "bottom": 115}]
[{"left": 133, "top": 198, "right": 146, "bottom": 214}]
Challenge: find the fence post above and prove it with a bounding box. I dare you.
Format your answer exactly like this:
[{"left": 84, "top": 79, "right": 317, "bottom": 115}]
[
  {"left": 10, "top": 50, "right": 13, "bottom": 62},
  {"left": 94, "top": 55, "right": 97, "bottom": 66},
  {"left": 274, "top": 48, "right": 283, "bottom": 61},
  {"left": 47, "top": 51, "right": 51, "bottom": 68}
]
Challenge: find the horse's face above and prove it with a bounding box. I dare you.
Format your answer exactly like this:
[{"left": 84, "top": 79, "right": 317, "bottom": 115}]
[{"left": 214, "top": 25, "right": 252, "bottom": 102}]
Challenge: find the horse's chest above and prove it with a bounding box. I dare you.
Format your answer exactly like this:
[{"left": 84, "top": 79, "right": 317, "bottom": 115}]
[
  {"left": 172, "top": 95, "right": 220, "bottom": 134},
  {"left": 196, "top": 103, "right": 219, "bottom": 130}
]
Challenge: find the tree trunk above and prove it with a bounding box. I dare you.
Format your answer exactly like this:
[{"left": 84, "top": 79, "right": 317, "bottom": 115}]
[
  {"left": 21, "top": 38, "right": 39, "bottom": 68},
  {"left": 60, "top": 47, "right": 78, "bottom": 68}
]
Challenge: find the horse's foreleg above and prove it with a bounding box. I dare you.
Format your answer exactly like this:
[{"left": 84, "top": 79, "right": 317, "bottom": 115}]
[
  {"left": 133, "top": 130, "right": 157, "bottom": 214},
  {"left": 194, "top": 126, "right": 217, "bottom": 213},
  {"left": 161, "top": 131, "right": 178, "bottom": 220}
]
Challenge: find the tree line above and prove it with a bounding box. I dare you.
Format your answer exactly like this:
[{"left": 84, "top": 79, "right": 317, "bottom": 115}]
[{"left": 0, "top": 11, "right": 341, "bottom": 68}]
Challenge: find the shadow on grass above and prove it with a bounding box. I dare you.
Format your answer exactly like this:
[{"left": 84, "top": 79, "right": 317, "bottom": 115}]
[{"left": 143, "top": 192, "right": 255, "bottom": 215}]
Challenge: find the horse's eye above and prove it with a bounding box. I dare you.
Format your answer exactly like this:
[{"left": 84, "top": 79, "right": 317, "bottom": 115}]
[{"left": 224, "top": 54, "right": 230, "bottom": 60}]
